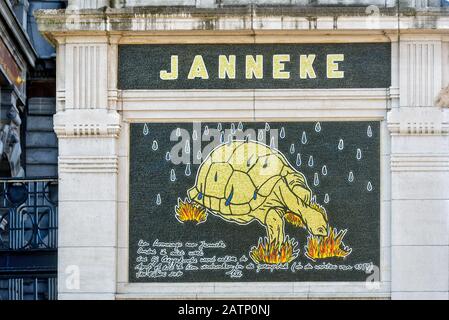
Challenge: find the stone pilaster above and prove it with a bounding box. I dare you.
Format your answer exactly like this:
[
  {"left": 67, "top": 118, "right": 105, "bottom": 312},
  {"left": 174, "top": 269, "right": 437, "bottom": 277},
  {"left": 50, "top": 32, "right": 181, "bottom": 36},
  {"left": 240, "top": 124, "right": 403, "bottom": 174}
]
[
  {"left": 54, "top": 35, "right": 120, "bottom": 300},
  {"left": 388, "top": 35, "right": 449, "bottom": 300}
]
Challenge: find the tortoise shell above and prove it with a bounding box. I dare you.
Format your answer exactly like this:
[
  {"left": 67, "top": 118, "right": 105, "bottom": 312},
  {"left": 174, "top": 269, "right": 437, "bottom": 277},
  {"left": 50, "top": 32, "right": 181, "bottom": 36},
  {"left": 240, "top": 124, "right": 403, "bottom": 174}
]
[{"left": 188, "top": 141, "right": 294, "bottom": 215}]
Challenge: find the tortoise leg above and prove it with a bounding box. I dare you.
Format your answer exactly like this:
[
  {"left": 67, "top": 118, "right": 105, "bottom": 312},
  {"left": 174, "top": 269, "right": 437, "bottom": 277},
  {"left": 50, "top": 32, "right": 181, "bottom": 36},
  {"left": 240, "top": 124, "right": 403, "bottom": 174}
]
[
  {"left": 264, "top": 208, "right": 285, "bottom": 245},
  {"left": 276, "top": 181, "right": 309, "bottom": 216},
  {"left": 285, "top": 172, "right": 312, "bottom": 205}
]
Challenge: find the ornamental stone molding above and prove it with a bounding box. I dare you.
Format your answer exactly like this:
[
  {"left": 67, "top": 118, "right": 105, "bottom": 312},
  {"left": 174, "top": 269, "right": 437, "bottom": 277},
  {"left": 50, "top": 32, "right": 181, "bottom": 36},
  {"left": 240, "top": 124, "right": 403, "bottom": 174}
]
[
  {"left": 391, "top": 154, "right": 449, "bottom": 172},
  {"left": 59, "top": 155, "right": 118, "bottom": 173},
  {"left": 53, "top": 109, "right": 120, "bottom": 138},
  {"left": 66, "top": 0, "right": 442, "bottom": 10},
  {"left": 387, "top": 107, "right": 449, "bottom": 135},
  {"left": 35, "top": 6, "right": 449, "bottom": 37}
]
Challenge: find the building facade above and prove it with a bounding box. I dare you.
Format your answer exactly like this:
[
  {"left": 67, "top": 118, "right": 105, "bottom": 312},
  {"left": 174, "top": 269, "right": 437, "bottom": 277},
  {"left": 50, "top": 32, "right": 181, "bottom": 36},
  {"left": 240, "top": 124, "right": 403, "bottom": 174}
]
[
  {"left": 1, "top": 0, "right": 63, "bottom": 300},
  {"left": 0, "top": 0, "right": 35, "bottom": 178},
  {"left": 36, "top": 0, "right": 449, "bottom": 300}
]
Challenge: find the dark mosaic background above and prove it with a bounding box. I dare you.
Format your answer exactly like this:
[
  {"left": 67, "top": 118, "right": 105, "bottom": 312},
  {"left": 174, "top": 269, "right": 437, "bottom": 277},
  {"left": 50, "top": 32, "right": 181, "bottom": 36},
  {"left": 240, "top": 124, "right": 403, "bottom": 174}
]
[
  {"left": 118, "top": 43, "right": 391, "bottom": 89},
  {"left": 129, "top": 122, "right": 380, "bottom": 282}
]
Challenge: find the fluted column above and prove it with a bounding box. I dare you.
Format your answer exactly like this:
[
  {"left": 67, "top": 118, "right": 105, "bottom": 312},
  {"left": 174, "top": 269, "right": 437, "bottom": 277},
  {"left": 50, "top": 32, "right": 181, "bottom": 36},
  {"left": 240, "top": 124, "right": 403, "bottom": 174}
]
[
  {"left": 54, "top": 35, "right": 120, "bottom": 300},
  {"left": 388, "top": 35, "right": 449, "bottom": 300}
]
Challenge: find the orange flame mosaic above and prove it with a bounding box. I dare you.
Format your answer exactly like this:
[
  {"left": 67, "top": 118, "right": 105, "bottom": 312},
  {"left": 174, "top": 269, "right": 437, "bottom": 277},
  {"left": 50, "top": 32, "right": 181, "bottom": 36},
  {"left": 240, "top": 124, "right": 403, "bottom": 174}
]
[
  {"left": 175, "top": 198, "right": 207, "bottom": 224},
  {"left": 250, "top": 236, "right": 299, "bottom": 264},
  {"left": 305, "top": 228, "right": 352, "bottom": 261}
]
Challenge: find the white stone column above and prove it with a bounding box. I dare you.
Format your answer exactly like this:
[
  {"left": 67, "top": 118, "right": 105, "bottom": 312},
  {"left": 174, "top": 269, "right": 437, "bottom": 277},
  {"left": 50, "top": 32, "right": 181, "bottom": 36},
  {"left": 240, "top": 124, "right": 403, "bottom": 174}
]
[
  {"left": 54, "top": 35, "right": 120, "bottom": 300},
  {"left": 388, "top": 36, "right": 449, "bottom": 300}
]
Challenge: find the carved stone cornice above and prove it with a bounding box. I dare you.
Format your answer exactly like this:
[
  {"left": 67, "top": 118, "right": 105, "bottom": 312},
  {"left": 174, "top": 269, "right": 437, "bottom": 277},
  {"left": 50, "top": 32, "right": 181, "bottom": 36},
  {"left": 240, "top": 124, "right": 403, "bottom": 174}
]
[{"left": 34, "top": 6, "right": 449, "bottom": 46}]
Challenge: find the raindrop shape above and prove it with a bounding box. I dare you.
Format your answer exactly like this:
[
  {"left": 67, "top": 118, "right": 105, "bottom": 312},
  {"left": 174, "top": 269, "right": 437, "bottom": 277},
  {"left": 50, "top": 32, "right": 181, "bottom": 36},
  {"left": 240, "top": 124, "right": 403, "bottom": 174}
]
[
  {"left": 313, "top": 173, "right": 319, "bottom": 186},
  {"left": 324, "top": 193, "right": 330, "bottom": 204},
  {"left": 367, "top": 181, "right": 373, "bottom": 192},
  {"left": 312, "top": 195, "right": 317, "bottom": 203},
  {"left": 230, "top": 123, "right": 236, "bottom": 134},
  {"left": 156, "top": 193, "right": 161, "bottom": 205},
  {"left": 296, "top": 153, "right": 302, "bottom": 166},
  {"left": 315, "top": 122, "right": 321, "bottom": 133},
  {"left": 253, "top": 191, "right": 257, "bottom": 200},
  {"left": 176, "top": 127, "right": 181, "bottom": 137},
  {"left": 270, "top": 136, "right": 276, "bottom": 148},
  {"left": 257, "top": 130, "right": 264, "bottom": 141},
  {"left": 289, "top": 143, "right": 295, "bottom": 154},
  {"left": 185, "top": 164, "right": 191, "bottom": 176},
  {"left": 220, "top": 132, "right": 225, "bottom": 143},
  {"left": 246, "top": 156, "right": 253, "bottom": 167},
  {"left": 192, "top": 130, "right": 198, "bottom": 141},
  {"left": 280, "top": 127, "right": 286, "bottom": 139},
  {"left": 165, "top": 151, "right": 171, "bottom": 161},
  {"left": 204, "top": 126, "right": 209, "bottom": 136},
  {"left": 348, "top": 171, "right": 354, "bottom": 182},
  {"left": 225, "top": 187, "right": 234, "bottom": 206},
  {"left": 301, "top": 131, "right": 307, "bottom": 144},
  {"left": 152, "top": 140, "right": 158, "bottom": 151},
  {"left": 338, "top": 139, "right": 344, "bottom": 151},
  {"left": 143, "top": 123, "right": 149, "bottom": 136},
  {"left": 170, "top": 169, "right": 176, "bottom": 182},
  {"left": 308, "top": 155, "right": 314, "bottom": 167},
  {"left": 197, "top": 150, "right": 202, "bottom": 160},
  {"left": 198, "top": 192, "right": 203, "bottom": 200},
  {"left": 185, "top": 140, "right": 190, "bottom": 153},
  {"left": 356, "top": 148, "right": 362, "bottom": 160},
  {"left": 214, "top": 172, "right": 218, "bottom": 181},
  {"left": 262, "top": 158, "right": 268, "bottom": 169},
  {"left": 367, "top": 125, "right": 373, "bottom": 138},
  {"left": 217, "top": 123, "right": 222, "bottom": 131},
  {"left": 265, "top": 123, "right": 270, "bottom": 131},
  {"left": 227, "top": 134, "right": 233, "bottom": 144},
  {"left": 238, "top": 122, "right": 244, "bottom": 131},
  {"left": 321, "top": 165, "right": 328, "bottom": 176}
]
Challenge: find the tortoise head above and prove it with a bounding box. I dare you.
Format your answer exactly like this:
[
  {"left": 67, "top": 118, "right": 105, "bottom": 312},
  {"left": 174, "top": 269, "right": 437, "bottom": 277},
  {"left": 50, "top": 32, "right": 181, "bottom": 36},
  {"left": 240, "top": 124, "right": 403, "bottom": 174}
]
[{"left": 301, "top": 203, "right": 328, "bottom": 237}]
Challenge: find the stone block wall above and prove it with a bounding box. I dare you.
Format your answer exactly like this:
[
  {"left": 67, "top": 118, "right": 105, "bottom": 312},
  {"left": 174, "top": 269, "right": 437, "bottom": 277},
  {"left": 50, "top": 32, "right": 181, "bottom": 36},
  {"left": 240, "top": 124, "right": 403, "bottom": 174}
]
[{"left": 26, "top": 97, "right": 58, "bottom": 177}]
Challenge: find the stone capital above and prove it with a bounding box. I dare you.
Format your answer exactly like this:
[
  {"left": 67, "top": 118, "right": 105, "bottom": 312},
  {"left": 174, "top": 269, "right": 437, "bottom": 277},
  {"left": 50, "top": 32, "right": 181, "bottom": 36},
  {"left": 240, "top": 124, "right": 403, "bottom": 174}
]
[
  {"left": 54, "top": 109, "right": 121, "bottom": 138},
  {"left": 387, "top": 107, "right": 449, "bottom": 136}
]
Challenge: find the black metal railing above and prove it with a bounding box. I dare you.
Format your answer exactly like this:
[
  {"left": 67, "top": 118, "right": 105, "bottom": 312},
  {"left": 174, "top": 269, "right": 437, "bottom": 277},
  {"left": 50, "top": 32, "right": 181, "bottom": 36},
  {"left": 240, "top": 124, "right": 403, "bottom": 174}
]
[
  {"left": 0, "top": 178, "right": 58, "bottom": 300},
  {"left": 0, "top": 277, "right": 57, "bottom": 300}
]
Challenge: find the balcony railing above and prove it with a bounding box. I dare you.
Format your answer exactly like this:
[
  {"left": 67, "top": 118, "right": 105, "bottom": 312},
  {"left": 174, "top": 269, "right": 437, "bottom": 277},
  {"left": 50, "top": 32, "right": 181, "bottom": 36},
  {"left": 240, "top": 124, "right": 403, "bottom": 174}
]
[
  {"left": 0, "top": 178, "right": 58, "bottom": 300},
  {"left": 0, "top": 178, "right": 58, "bottom": 250},
  {"left": 0, "top": 277, "right": 57, "bottom": 300}
]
